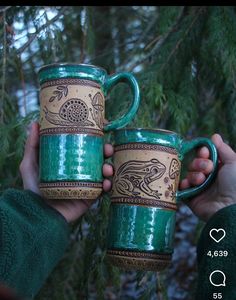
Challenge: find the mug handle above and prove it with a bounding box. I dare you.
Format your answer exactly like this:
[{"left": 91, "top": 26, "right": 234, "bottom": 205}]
[
  {"left": 103, "top": 72, "right": 140, "bottom": 131},
  {"left": 176, "top": 138, "right": 218, "bottom": 201}
]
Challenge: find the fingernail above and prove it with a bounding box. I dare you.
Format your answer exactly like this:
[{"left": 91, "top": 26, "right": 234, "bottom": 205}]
[
  {"left": 199, "top": 161, "right": 208, "bottom": 170},
  {"left": 106, "top": 162, "right": 114, "bottom": 168}
]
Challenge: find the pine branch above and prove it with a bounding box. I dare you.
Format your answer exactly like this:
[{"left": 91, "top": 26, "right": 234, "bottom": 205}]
[
  {"left": 18, "top": 55, "right": 27, "bottom": 115},
  {"left": 13, "top": 10, "right": 56, "bottom": 44},
  {"left": 159, "top": 6, "right": 205, "bottom": 73},
  {"left": 126, "top": 6, "right": 186, "bottom": 71},
  {"left": 79, "top": 7, "right": 87, "bottom": 63},
  {"left": 16, "top": 6, "right": 68, "bottom": 55},
  {"left": 0, "top": 6, "right": 11, "bottom": 13},
  {"left": 88, "top": 37, "right": 138, "bottom": 64},
  {"left": 1, "top": 10, "right": 7, "bottom": 124},
  {"left": 134, "top": 9, "right": 160, "bottom": 50}
]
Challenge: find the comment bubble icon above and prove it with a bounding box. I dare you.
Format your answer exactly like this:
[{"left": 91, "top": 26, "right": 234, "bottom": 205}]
[{"left": 209, "top": 270, "right": 226, "bottom": 287}]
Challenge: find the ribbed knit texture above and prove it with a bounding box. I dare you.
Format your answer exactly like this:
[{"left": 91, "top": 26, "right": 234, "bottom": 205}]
[
  {"left": 1, "top": 189, "right": 235, "bottom": 299},
  {"left": 0, "top": 189, "right": 70, "bottom": 299},
  {"left": 196, "top": 204, "right": 236, "bottom": 299}
]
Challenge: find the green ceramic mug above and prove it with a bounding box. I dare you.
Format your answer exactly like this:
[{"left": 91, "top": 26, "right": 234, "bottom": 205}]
[
  {"left": 106, "top": 128, "right": 218, "bottom": 271},
  {"left": 38, "top": 63, "right": 140, "bottom": 201}
]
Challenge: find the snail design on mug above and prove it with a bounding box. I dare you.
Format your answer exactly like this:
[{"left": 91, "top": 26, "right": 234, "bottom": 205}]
[{"left": 43, "top": 98, "right": 94, "bottom": 127}]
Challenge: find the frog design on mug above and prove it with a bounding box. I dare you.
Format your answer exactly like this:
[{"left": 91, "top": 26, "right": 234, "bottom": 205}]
[{"left": 114, "top": 159, "right": 166, "bottom": 199}]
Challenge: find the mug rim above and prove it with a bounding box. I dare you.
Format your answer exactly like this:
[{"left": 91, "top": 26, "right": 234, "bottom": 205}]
[
  {"left": 38, "top": 62, "right": 107, "bottom": 74},
  {"left": 115, "top": 127, "right": 177, "bottom": 135}
]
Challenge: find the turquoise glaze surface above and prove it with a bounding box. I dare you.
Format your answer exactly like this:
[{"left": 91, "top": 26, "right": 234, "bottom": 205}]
[
  {"left": 38, "top": 63, "right": 107, "bottom": 85},
  {"left": 114, "top": 128, "right": 218, "bottom": 200},
  {"left": 107, "top": 128, "right": 218, "bottom": 258},
  {"left": 114, "top": 128, "right": 180, "bottom": 149},
  {"left": 38, "top": 63, "right": 140, "bottom": 131},
  {"left": 39, "top": 134, "right": 103, "bottom": 182},
  {"left": 107, "top": 204, "right": 176, "bottom": 253}
]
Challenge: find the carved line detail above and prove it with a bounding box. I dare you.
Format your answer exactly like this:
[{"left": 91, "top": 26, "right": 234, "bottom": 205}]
[
  {"left": 41, "top": 78, "right": 101, "bottom": 89},
  {"left": 169, "top": 158, "right": 180, "bottom": 179},
  {"left": 114, "top": 143, "right": 178, "bottom": 154},
  {"left": 111, "top": 197, "right": 177, "bottom": 210},
  {"left": 39, "top": 181, "right": 102, "bottom": 188},
  {"left": 40, "top": 188, "right": 101, "bottom": 200},
  {"left": 43, "top": 98, "right": 95, "bottom": 127},
  {"left": 114, "top": 158, "right": 165, "bottom": 200},
  {"left": 39, "top": 127, "right": 104, "bottom": 136},
  {"left": 89, "top": 92, "right": 104, "bottom": 130},
  {"left": 107, "top": 249, "right": 172, "bottom": 260},
  {"left": 107, "top": 255, "right": 171, "bottom": 270}
]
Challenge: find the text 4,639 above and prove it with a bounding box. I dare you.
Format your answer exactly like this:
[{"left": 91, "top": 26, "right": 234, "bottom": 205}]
[{"left": 207, "top": 250, "right": 228, "bottom": 258}]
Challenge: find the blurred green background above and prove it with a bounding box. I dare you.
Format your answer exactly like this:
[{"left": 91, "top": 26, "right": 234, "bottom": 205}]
[{"left": 0, "top": 6, "right": 235, "bottom": 300}]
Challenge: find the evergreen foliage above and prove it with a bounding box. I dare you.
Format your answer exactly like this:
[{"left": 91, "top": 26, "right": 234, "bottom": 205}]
[{"left": 0, "top": 6, "right": 235, "bottom": 299}]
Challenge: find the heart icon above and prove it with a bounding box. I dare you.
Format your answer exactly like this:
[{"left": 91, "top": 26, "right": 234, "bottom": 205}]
[{"left": 209, "top": 228, "right": 226, "bottom": 243}]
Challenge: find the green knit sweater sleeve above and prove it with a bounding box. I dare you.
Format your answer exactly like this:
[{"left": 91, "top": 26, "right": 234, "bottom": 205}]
[
  {"left": 0, "top": 188, "right": 70, "bottom": 299},
  {"left": 196, "top": 204, "right": 236, "bottom": 300}
]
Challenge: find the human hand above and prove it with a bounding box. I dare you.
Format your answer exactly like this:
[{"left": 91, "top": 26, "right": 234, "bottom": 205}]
[
  {"left": 180, "top": 134, "right": 236, "bottom": 222},
  {"left": 19, "top": 122, "right": 114, "bottom": 223}
]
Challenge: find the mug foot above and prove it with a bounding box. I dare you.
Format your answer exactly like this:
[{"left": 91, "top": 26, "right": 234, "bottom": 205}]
[
  {"left": 39, "top": 181, "right": 102, "bottom": 200},
  {"left": 106, "top": 249, "right": 172, "bottom": 271}
]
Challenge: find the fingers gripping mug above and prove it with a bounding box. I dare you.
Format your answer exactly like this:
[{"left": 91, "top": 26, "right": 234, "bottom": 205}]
[
  {"left": 38, "top": 63, "right": 140, "bottom": 201},
  {"left": 106, "top": 128, "right": 218, "bottom": 271}
]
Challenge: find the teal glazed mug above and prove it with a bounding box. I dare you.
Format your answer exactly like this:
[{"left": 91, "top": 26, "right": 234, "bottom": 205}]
[
  {"left": 106, "top": 128, "right": 218, "bottom": 271},
  {"left": 38, "top": 63, "right": 140, "bottom": 201}
]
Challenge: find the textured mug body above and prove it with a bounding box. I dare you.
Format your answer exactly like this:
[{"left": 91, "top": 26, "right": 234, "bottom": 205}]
[
  {"left": 107, "top": 128, "right": 218, "bottom": 271},
  {"left": 38, "top": 64, "right": 140, "bottom": 200}
]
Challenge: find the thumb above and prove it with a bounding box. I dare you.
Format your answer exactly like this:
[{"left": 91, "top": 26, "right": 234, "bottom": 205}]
[
  {"left": 22, "top": 122, "right": 39, "bottom": 164},
  {"left": 212, "top": 133, "right": 236, "bottom": 164},
  {"left": 20, "top": 122, "right": 40, "bottom": 194}
]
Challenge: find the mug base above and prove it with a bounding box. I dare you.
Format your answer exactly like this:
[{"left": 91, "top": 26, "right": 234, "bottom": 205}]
[
  {"left": 106, "top": 249, "right": 172, "bottom": 271},
  {"left": 39, "top": 181, "right": 103, "bottom": 200}
]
